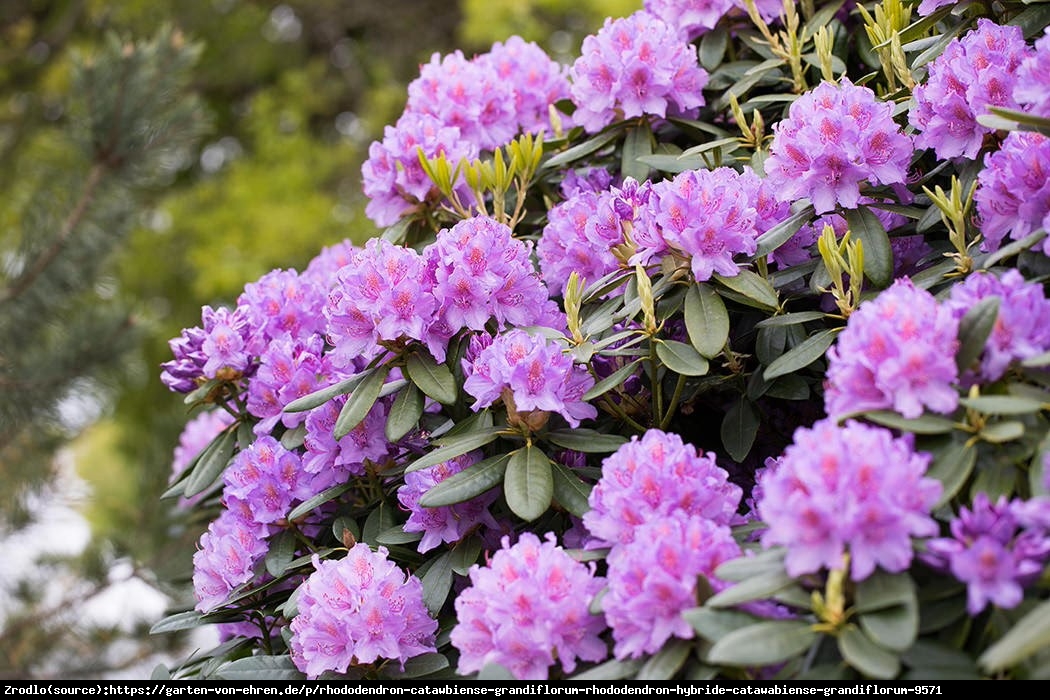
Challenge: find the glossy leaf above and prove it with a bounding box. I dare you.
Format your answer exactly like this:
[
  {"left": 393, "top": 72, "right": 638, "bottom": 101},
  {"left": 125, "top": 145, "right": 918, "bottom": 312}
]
[
  {"left": 581, "top": 359, "right": 642, "bottom": 401},
  {"left": 621, "top": 123, "right": 653, "bottom": 182},
  {"left": 927, "top": 440, "right": 977, "bottom": 509},
  {"left": 404, "top": 427, "right": 502, "bottom": 473},
  {"left": 706, "top": 621, "right": 817, "bottom": 666},
  {"left": 182, "top": 427, "right": 237, "bottom": 498},
  {"left": 386, "top": 382, "right": 425, "bottom": 443},
  {"left": 287, "top": 482, "right": 353, "bottom": 522},
  {"left": 844, "top": 206, "right": 893, "bottom": 288},
  {"left": 720, "top": 398, "right": 759, "bottom": 463},
  {"left": 706, "top": 568, "right": 796, "bottom": 608},
  {"left": 956, "top": 297, "right": 999, "bottom": 374},
  {"left": 283, "top": 374, "right": 364, "bottom": 414},
  {"left": 405, "top": 351, "right": 457, "bottom": 405},
  {"left": 504, "top": 446, "right": 554, "bottom": 521},
  {"left": 379, "top": 652, "right": 450, "bottom": 680},
  {"left": 656, "top": 339, "right": 710, "bottom": 377},
  {"left": 215, "top": 655, "right": 304, "bottom": 681},
  {"left": 418, "top": 453, "right": 510, "bottom": 508},
  {"left": 550, "top": 460, "right": 592, "bottom": 518},
  {"left": 546, "top": 428, "right": 629, "bottom": 453},
  {"left": 959, "top": 395, "right": 1046, "bottom": 415},
  {"left": 418, "top": 551, "right": 454, "bottom": 616},
  {"left": 763, "top": 329, "right": 838, "bottom": 380},
  {"left": 638, "top": 639, "right": 691, "bottom": 680},
  {"left": 713, "top": 270, "right": 779, "bottom": 311},
  {"left": 863, "top": 411, "right": 958, "bottom": 435},
  {"left": 685, "top": 283, "right": 730, "bottom": 358},
  {"left": 333, "top": 365, "right": 390, "bottom": 440},
  {"left": 754, "top": 205, "right": 814, "bottom": 260},
  {"left": 838, "top": 626, "right": 900, "bottom": 679}
]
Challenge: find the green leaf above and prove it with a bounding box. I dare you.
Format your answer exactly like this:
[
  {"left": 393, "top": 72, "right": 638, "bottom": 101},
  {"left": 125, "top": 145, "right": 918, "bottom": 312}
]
[
  {"left": 699, "top": 25, "right": 728, "bottom": 70},
  {"left": 706, "top": 568, "right": 796, "bottom": 608},
  {"left": 621, "top": 123, "right": 653, "bottom": 182},
  {"left": 215, "top": 655, "right": 305, "bottom": 681},
  {"left": 844, "top": 206, "right": 893, "bottom": 288},
  {"left": 927, "top": 439, "right": 978, "bottom": 510},
  {"left": 477, "top": 663, "right": 517, "bottom": 681},
  {"left": 802, "top": 0, "right": 846, "bottom": 40},
  {"left": 571, "top": 658, "right": 644, "bottom": 681},
  {"left": 582, "top": 359, "right": 642, "bottom": 401},
  {"left": 959, "top": 395, "right": 1046, "bottom": 415},
  {"left": 419, "top": 551, "right": 454, "bottom": 616},
  {"left": 902, "top": 641, "right": 976, "bottom": 675},
  {"left": 504, "top": 446, "right": 554, "bottom": 521},
  {"left": 331, "top": 516, "right": 359, "bottom": 547},
  {"left": 265, "top": 530, "right": 297, "bottom": 578},
  {"left": 375, "top": 525, "right": 422, "bottom": 546},
  {"left": 419, "top": 453, "right": 510, "bottom": 508},
  {"left": 637, "top": 153, "right": 707, "bottom": 174},
  {"left": 720, "top": 398, "right": 760, "bottom": 463},
  {"left": 405, "top": 350, "right": 458, "bottom": 405},
  {"left": 706, "top": 621, "right": 817, "bottom": 666},
  {"left": 956, "top": 296, "right": 1000, "bottom": 374},
  {"left": 450, "top": 535, "right": 484, "bottom": 576},
  {"left": 979, "top": 420, "right": 1025, "bottom": 444},
  {"left": 546, "top": 428, "right": 629, "bottom": 453},
  {"left": 182, "top": 427, "right": 237, "bottom": 498},
  {"left": 766, "top": 375, "right": 810, "bottom": 401},
  {"left": 638, "top": 639, "right": 691, "bottom": 680},
  {"left": 713, "top": 270, "right": 780, "bottom": 311},
  {"left": 979, "top": 229, "right": 1048, "bottom": 269},
  {"left": 386, "top": 382, "right": 425, "bottom": 443},
  {"left": 656, "top": 339, "right": 711, "bottom": 376},
  {"left": 404, "top": 427, "right": 502, "bottom": 473},
  {"left": 379, "top": 652, "right": 450, "bottom": 679},
  {"left": 763, "top": 328, "right": 838, "bottom": 380},
  {"left": 150, "top": 610, "right": 204, "bottom": 635},
  {"left": 542, "top": 128, "right": 621, "bottom": 170},
  {"left": 838, "top": 626, "right": 900, "bottom": 679},
  {"left": 755, "top": 311, "right": 827, "bottom": 328},
  {"left": 685, "top": 283, "right": 730, "bottom": 358},
  {"left": 551, "top": 460, "right": 593, "bottom": 518},
  {"left": 754, "top": 205, "right": 814, "bottom": 260},
  {"left": 861, "top": 603, "right": 919, "bottom": 653},
  {"left": 683, "top": 607, "right": 764, "bottom": 642},
  {"left": 333, "top": 365, "right": 390, "bottom": 440},
  {"left": 283, "top": 374, "right": 363, "bottom": 414},
  {"left": 715, "top": 547, "right": 786, "bottom": 581},
  {"left": 856, "top": 571, "right": 917, "bottom": 613},
  {"left": 863, "top": 411, "right": 958, "bottom": 435},
  {"left": 287, "top": 482, "right": 353, "bottom": 522}
]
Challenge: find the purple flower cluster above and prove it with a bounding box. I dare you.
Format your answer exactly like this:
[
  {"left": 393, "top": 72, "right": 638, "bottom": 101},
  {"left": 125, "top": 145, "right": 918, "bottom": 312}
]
[
  {"left": 246, "top": 334, "right": 335, "bottom": 436},
  {"left": 396, "top": 451, "right": 502, "bottom": 553},
  {"left": 603, "top": 512, "right": 741, "bottom": 659},
  {"left": 325, "top": 217, "right": 558, "bottom": 366},
  {"left": 583, "top": 429, "right": 742, "bottom": 548},
  {"left": 910, "top": 19, "right": 1032, "bottom": 160},
  {"left": 462, "top": 329, "right": 596, "bottom": 429},
  {"left": 643, "top": 0, "right": 736, "bottom": 41},
  {"left": 569, "top": 12, "right": 709, "bottom": 133},
  {"left": 289, "top": 547, "right": 437, "bottom": 679},
  {"left": 537, "top": 178, "right": 651, "bottom": 293},
  {"left": 161, "top": 304, "right": 256, "bottom": 392},
  {"left": 450, "top": 532, "right": 607, "bottom": 680},
  {"left": 824, "top": 278, "right": 960, "bottom": 420},
  {"left": 302, "top": 393, "right": 393, "bottom": 480},
  {"left": 192, "top": 508, "right": 268, "bottom": 612},
  {"left": 975, "top": 131, "right": 1050, "bottom": 256},
  {"left": 945, "top": 269, "right": 1050, "bottom": 383},
  {"left": 757, "top": 419, "right": 942, "bottom": 581},
  {"left": 223, "top": 436, "right": 314, "bottom": 529},
  {"left": 765, "top": 79, "right": 912, "bottom": 214},
  {"left": 238, "top": 268, "right": 327, "bottom": 343},
  {"left": 924, "top": 493, "right": 1050, "bottom": 615},
  {"left": 633, "top": 167, "right": 764, "bottom": 281},
  {"left": 1014, "top": 28, "right": 1050, "bottom": 118}
]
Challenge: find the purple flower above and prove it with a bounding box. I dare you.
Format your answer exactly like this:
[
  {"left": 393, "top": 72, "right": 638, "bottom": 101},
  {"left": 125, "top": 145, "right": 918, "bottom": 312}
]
[
  {"left": 643, "top": 0, "right": 737, "bottom": 41},
  {"left": 569, "top": 12, "right": 709, "bottom": 133},
  {"left": 396, "top": 451, "right": 501, "bottom": 553},
  {"left": 302, "top": 394, "right": 393, "bottom": 482},
  {"left": 289, "top": 547, "right": 438, "bottom": 679},
  {"left": 171, "top": 409, "right": 235, "bottom": 484},
  {"left": 479, "top": 36, "right": 574, "bottom": 136},
  {"left": 462, "top": 329, "right": 597, "bottom": 429},
  {"left": 424, "top": 216, "right": 561, "bottom": 340},
  {"left": 944, "top": 269, "right": 1050, "bottom": 383},
  {"left": 238, "top": 268, "right": 327, "bottom": 346},
  {"left": 604, "top": 512, "right": 741, "bottom": 659},
  {"left": 361, "top": 112, "right": 478, "bottom": 227},
  {"left": 192, "top": 509, "right": 269, "bottom": 612},
  {"left": 324, "top": 239, "right": 437, "bottom": 366},
  {"left": 1014, "top": 28, "right": 1050, "bottom": 118},
  {"left": 246, "top": 333, "right": 336, "bottom": 435},
  {"left": 633, "top": 167, "right": 762, "bottom": 281},
  {"left": 765, "top": 79, "right": 912, "bottom": 214},
  {"left": 450, "top": 532, "right": 608, "bottom": 680},
  {"left": 824, "top": 278, "right": 960, "bottom": 420},
  {"left": 161, "top": 305, "right": 258, "bottom": 392},
  {"left": 222, "top": 436, "right": 317, "bottom": 528},
  {"left": 583, "top": 429, "right": 742, "bottom": 548},
  {"left": 303, "top": 240, "right": 357, "bottom": 286},
  {"left": 757, "top": 419, "right": 942, "bottom": 581},
  {"left": 975, "top": 131, "right": 1050, "bottom": 256},
  {"left": 909, "top": 19, "right": 1032, "bottom": 160},
  {"left": 924, "top": 493, "right": 1050, "bottom": 615}
]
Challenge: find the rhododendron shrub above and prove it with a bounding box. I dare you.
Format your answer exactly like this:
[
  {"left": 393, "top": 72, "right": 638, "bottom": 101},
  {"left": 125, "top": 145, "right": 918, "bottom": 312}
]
[{"left": 157, "top": 0, "right": 1050, "bottom": 683}]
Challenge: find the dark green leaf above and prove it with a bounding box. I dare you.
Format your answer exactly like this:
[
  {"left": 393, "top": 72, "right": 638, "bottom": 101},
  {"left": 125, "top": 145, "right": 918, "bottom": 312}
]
[
  {"left": 150, "top": 610, "right": 204, "bottom": 635},
  {"left": 287, "top": 482, "right": 353, "bottom": 522},
  {"left": 419, "top": 453, "right": 510, "bottom": 508},
  {"left": 183, "top": 427, "right": 237, "bottom": 498},
  {"left": 546, "top": 428, "right": 629, "bottom": 453},
  {"left": 838, "top": 626, "right": 900, "bottom": 679},
  {"left": 902, "top": 641, "right": 976, "bottom": 674},
  {"left": 621, "top": 124, "right": 654, "bottom": 182},
  {"left": 766, "top": 375, "right": 810, "bottom": 401},
  {"left": 979, "top": 229, "right": 1048, "bottom": 269},
  {"left": 551, "top": 460, "right": 593, "bottom": 518},
  {"left": 959, "top": 395, "right": 1046, "bottom": 415},
  {"left": 582, "top": 359, "right": 643, "bottom": 401},
  {"left": 404, "top": 427, "right": 502, "bottom": 474},
  {"left": 386, "top": 382, "right": 425, "bottom": 442},
  {"left": 405, "top": 351, "right": 458, "bottom": 405},
  {"left": 861, "top": 603, "right": 918, "bottom": 653},
  {"left": 756, "top": 325, "right": 787, "bottom": 366},
  {"left": 979, "top": 420, "right": 1025, "bottom": 444},
  {"left": 637, "top": 153, "right": 707, "bottom": 174},
  {"left": 802, "top": 0, "right": 846, "bottom": 40},
  {"left": 956, "top": 296, "right": 999, "bottom": 374},
  {"left": 361, "top": 500, "right": 396, "bottom": 547},
  {"left": 331, "top": 516, "right": 359, "bottom": 547},
  {"left": 682, "top": 607, "right": 764, "bottom": 642},
  {"left": 265, "top": 530, "right": 297, "bottom": 578},
  {"left": 375, "top": 525, "right": 422, "bottom": 546},
  {"left": 333, "top": 365, "right": 390, "bottom": 440},
  {"left": 715, "top": 547, "right": 785, "bottom": 581},
  {"left": 283, "top": 374, "right": 363, "bottom": 414},
  {"left": 419, "top": 551, "right": 454, "bottom": 616},
  {"left": 720, "top": 398, "right": 759, "bottom": 463},
  {"left": 685, "top": 283, "right": 730, "bottom": 358},
  {"left": 450, "top": 535, "right": 484, "bottom": 576},
  {"left": 927, "top": 440, "right": 977, "bottom": 510},
  {"left": 706, "top": 621, "right": 817, "bottom": 666},
  {"left": 706, "top": 568, "right": 796, "bottom": 608},
  {"left": 713, "top": 270, "right": 779, "bottom": 311},
  {"left": 542, "top": 128, "right": 621, "bottom": 170},
  {"left": 504, "top": 446, "right": 554, "bottom": 521},
  {"left": 844, "top": 206, "right": 892, "bottom": 288},
  {"left": 699, "top": 25, "right": 728, "bottom": 70},
  {"left": 215, "top": 655, "right": 304, "bottom": 681},
  {"left": 755, "top": 311, "right": 827, "bottom": 328},
  {"left": 1008, "top": 2, "right": 1050, "bottom": 39},
  {"left": 754, "top": 205, "right": 814, "bottom": 260},
  {"left": 856, "top": 571, "right": 917, "bottom": 613},
  {"left": 656, "top": 339, "right": 711, "bottom": 376},
  {"left": 379, "top": 652, "right": 450, "bottom": 679},
  {"left": 863, "top": 411, "right": 958, "bottom": 435},
  {"left": 638, "top": 639, "right": 692, "bottom": 680},
  {"left": 381, "top": 216, "right": 412, "bottom": 244},
  {"left": 763, "top": 329, "right": 838, "bottom": 380},
  {"left": 572, "top": 658, "right": 645, "bottom": 681}
]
